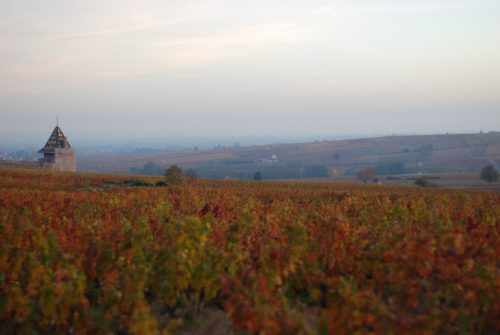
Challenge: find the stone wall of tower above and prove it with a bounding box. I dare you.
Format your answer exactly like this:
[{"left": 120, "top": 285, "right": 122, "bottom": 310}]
[{"left": 42, "top": 148, "right": 76, "bottom": 172}]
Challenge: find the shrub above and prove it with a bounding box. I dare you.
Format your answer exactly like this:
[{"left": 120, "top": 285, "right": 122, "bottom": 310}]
[
  {"left": 124, "top": 179, "right": 153, "bottom": 187},
  {"left": 165, "top": 165, "right": 183, "bottom": 185},
  {"left": 414, "top": 176, "right": 430, "bottom": 187},
  {"left": 480, "top": 164, "right": 499, "bottom": 184},
  {"left": 356, "top": 167, "right": 376, "bottom": 184}
]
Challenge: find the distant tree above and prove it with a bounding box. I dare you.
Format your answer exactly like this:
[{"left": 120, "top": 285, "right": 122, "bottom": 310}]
[
  {"left": 356, "top": 167, "right": 376, "bottom": 185},
  {"left": 165, "top": 165, "right": 183, "bottom": 184},
  {"left": 480, "top": 164, "right": 499, "bottom": 184},
  {"left": 253, "top": 171, "right": 263, "bottom": 181}
]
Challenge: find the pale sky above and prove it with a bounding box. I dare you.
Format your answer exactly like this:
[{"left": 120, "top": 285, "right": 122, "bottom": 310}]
[{"left": 1, "top": 0, "right": 499, "bottom": 143}]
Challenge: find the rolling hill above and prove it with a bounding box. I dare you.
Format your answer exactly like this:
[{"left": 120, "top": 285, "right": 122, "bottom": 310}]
[{"left": 77, "top": 132, "right": 500, "bottom": 179}]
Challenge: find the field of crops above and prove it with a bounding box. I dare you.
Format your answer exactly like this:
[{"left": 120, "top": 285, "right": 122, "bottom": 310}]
[{"left": 0, "top": 169, "right": 498, "bottom": 334}]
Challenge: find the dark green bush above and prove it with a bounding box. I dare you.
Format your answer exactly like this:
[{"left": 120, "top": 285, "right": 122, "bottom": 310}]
[
  {"left": 123, "top": 179, "right": 153, "bottom": 187},
  {"left": 414, "top": 177, "right": 430, "bottom": 187}
]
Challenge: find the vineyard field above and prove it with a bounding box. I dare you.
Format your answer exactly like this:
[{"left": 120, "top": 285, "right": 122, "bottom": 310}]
[{"left": 0, "top": 169, "right": 498, "bottom": 334}]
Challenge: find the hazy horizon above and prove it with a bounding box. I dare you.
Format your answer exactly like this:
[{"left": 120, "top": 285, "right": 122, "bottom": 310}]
[
  {"left": 3, "top": 130, "right": 499, "bottom": 150},
  {"left": 1, "top": 0, "right": 500, "bottom": 142}
]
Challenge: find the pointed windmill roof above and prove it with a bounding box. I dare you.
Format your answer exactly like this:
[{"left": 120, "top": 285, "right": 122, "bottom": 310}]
[{"left": 39, "top": 126, "right": 71, "bottom": 153}]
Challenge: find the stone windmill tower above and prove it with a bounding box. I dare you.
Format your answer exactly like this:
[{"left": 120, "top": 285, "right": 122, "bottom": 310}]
[{"left": 38, "top": 120, "right": 76, "bottom": 172}]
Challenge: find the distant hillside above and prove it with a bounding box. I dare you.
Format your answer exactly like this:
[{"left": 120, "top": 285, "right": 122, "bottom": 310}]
[{"left": 78, "top": 132, "right": 500, "bottom": 179}]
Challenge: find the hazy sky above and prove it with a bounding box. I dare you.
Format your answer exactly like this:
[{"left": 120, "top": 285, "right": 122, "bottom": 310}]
[{"left": 1, "top": 0, "right": 499, "bottom": 143}]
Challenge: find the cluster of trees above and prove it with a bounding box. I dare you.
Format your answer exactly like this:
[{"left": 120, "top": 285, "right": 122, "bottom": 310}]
[
  {"left": 131, "top": 160, "right": 331, "bottom": 180},
  {"left": 192, "top": 163, "right": 329, "bottom": 180},
  {"left": 130, "top": 162, "right": 198, "bottom": 180},
  {"left": 130, "top": 160, "right": 499, "bottom": 186},
  {"left": 122, "top": 165, "right": 198, "bottom": 187}
]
